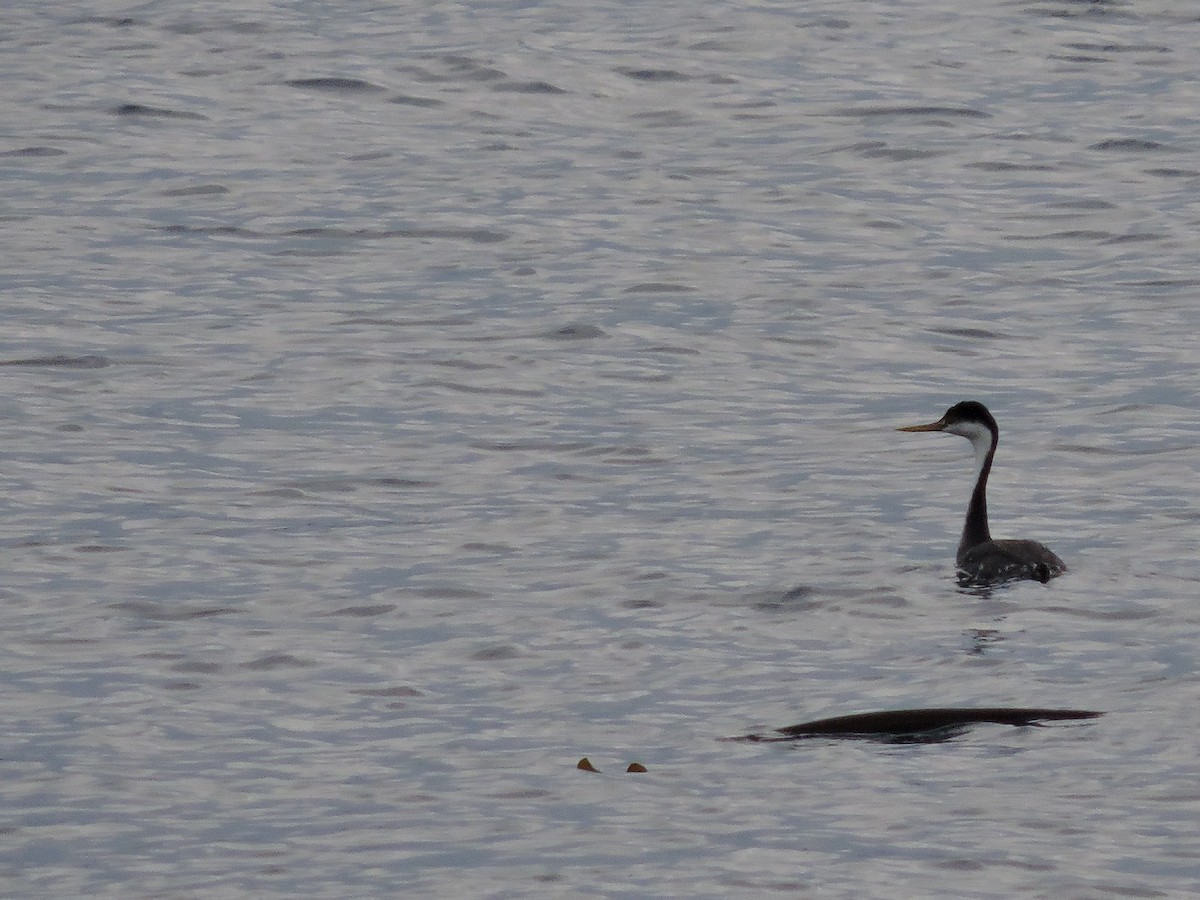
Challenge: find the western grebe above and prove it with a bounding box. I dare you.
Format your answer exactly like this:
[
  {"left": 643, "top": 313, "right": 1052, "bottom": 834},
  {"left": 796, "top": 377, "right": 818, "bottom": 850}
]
[{"left": 899, "top": 400, "right": 1067, "bottom": 585}]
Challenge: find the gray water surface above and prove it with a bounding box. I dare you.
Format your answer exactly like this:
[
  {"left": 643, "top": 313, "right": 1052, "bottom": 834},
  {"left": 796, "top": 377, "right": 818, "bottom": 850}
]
[{"left": 3, "top": 2, "right": 1200, "bottom": 896}]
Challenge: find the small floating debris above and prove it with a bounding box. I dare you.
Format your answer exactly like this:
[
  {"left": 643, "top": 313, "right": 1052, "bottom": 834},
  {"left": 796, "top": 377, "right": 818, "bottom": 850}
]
[
  {"left": 728, "top": 707, "right": 1103, "bottom": 743},
  {"left": 575, "top": 758, "right": 649, "bottom": 773}
]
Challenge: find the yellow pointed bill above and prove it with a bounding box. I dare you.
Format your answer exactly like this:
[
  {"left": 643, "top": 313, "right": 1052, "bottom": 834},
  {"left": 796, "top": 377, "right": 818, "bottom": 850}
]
[{"left": 897, "top": 419, "right": 946, "bottom": 433}]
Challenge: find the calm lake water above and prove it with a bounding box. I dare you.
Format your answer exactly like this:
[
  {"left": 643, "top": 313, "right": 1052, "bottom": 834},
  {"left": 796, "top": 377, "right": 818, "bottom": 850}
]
[{"left": 4, "top": 1, "right": 1200, "bottom": 896}]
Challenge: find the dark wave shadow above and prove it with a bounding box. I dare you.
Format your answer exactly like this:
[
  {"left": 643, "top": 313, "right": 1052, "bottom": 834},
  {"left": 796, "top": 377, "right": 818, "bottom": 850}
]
[
  {"left": 727, "top": 707, "right": 1102, "bottom": 744},
  {"left": 0, "top": 354, "right": 109, "bottom": 369},
  {"left": 284, "top": 77, "right": 385, "bottom": 92},
  {"left": 110, "top": 103, "right": 207, "bottom": 120}
]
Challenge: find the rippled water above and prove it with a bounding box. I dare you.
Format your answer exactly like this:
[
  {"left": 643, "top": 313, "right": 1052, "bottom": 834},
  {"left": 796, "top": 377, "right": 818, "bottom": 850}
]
[{"left": 4, "top": 1, "right": 1200, "bottom": 896}]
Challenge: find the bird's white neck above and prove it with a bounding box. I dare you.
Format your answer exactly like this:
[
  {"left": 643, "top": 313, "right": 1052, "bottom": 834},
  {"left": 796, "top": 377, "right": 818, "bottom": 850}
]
[{"left": 948, "top": 420, "right": 996, "bottom": 481}]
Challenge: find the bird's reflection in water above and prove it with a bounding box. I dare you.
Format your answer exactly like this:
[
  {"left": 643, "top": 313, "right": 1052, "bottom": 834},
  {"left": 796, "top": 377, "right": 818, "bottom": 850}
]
[{"left": 966, "top": 627, "right": 1003, "bottom": 655}]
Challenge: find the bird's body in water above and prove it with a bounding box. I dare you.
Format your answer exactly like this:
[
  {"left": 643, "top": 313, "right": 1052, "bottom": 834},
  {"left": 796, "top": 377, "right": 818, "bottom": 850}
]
[{"left": 899, "top": 401, "right": 1066, "bottom": 585}]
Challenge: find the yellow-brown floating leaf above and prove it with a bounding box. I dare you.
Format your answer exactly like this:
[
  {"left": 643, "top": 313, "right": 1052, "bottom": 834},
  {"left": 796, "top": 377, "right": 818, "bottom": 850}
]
[
  {"left": 576, "top": 757, "right": 600, "bottom": 772},
  {"left": 626, "top": 762, "right": 647, "bottom": 773}
]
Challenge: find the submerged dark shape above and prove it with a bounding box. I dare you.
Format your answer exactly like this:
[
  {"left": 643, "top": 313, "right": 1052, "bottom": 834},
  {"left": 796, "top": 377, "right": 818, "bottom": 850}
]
[
  {"left": 729, "top": 707, "right": 1102, "bottom": 743},
  {"left": 898, "top": 400, "right": 1067, "bottom": 585}
]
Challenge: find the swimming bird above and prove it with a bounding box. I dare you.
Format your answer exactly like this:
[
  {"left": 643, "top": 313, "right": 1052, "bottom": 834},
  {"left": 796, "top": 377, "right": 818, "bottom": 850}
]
[{"left": 898, "top": 401, "right": 1067, "bottom": 585}]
